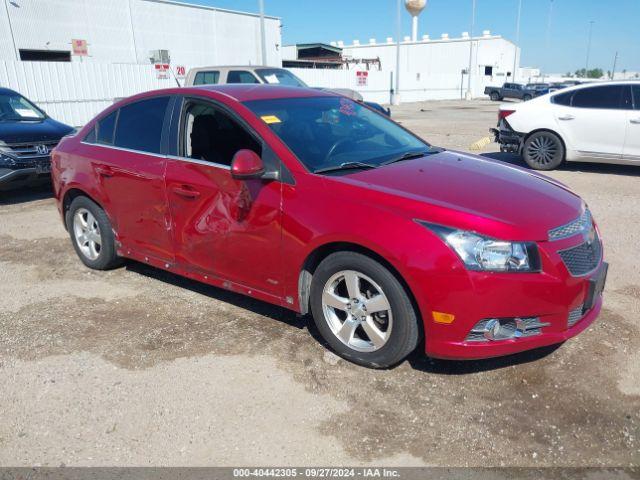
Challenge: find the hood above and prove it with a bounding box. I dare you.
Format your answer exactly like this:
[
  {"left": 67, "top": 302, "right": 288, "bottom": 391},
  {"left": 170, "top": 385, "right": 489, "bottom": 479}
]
[
  {"left": 335, "top": 151, "right": 583, "bottom": 241},
  {"left": 0, "top": 117, "right": 73, "bottom": 144}
]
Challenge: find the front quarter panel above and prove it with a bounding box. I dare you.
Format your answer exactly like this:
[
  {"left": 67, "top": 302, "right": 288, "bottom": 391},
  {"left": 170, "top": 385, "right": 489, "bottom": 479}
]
[{"left": 279, "top": 173, "right": 472, "bottom": 334}]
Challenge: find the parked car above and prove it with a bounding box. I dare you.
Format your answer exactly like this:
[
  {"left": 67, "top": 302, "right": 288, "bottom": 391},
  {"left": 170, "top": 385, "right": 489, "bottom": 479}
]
[
  {"left": 0, "top": 88, "right": 74, "bottom": 190},
  {"left": 185, "top": 65, "right": 391, "bottom": 116},
  {"left": 52, "top": 85, "right": 607, "bottom": 368},
  {"left": 485, "top": 82, "right": 538, "bottom": 102},
  {"left": 492, "top": 81, "right": 640, "bottom": 170}
]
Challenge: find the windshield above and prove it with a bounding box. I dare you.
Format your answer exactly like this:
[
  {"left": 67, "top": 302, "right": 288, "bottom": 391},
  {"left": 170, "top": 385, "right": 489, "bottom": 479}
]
[
  {"left": 0, "top": 92, "right": 45, "bottom": 121},
  {"left": 255, "top": 69, "right": 308, "bottom": 88},
  {"left": 244, "top": 96, "right": 432, "bottom": 173}
]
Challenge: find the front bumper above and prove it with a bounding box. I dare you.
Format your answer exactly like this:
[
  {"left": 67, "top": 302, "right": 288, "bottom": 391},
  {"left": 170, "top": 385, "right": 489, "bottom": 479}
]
[
  {"left": 0, "top": 167, "right": 51, "bottom": 190},
  {"left": 412, "top": 234, "right": 606, "bottom": 360},
  {"left": 491, "top": 119, "right": 524, "bottom": 154}
]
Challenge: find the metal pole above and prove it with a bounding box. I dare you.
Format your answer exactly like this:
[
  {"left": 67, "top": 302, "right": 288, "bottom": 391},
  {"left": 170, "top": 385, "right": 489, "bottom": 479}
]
[
  {"left": 512, "top": 0, "right": 522, "bottom": 82},
  {"left": 259, "top": 0, "right": 267, "bottom": 66},
  {"left": 466, "top": 0, "right": 476, "bottom": 100},
  {"left": 585, "top": 21, "right": 594, "bottom": 76},
  {"left": 611, "top": 51, "right": 618, "bottom": 80},
  {"left": 3, "top": 0, "right": 20, "bottom": 61},
  {"left": 392, "top": 0, "right": 402, "bottom": 105},
  {"left": 545, "top": 0, "right": 553, "bottom": 56}
]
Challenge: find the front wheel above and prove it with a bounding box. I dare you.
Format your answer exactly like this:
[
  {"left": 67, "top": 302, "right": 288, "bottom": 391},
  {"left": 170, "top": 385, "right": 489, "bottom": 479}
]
[
  {"left": 66, "top": 196, "right": 122, "bottom": 270},
  {"left": 310, "top": 252, "right": 420, "bottom": 368},
  {"left": 490, "top": 92, "right": 501, "bottom": 101},
  {"left": 523, "top": 94, "right": 532, "bottom": 101},
  {"left": 522, "top": 131, "right": 565, "bottom": 170}
]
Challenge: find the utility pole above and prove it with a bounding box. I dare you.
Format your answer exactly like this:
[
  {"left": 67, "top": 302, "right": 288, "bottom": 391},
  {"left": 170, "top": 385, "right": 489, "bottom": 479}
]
[
  {"left": 259, "top": 0, "right": 267, "bottom": 66},
  {"left": 465, "top": 0, "right": 476, "bottom": 100},
  {"left": 512, "top": 0, "right": 522, "bottom": 81},
  {"left": 611, "top": 51, "right": 619, "bottom": 80},
  {"left": 3, "top": 0, "right": 20, "bottom": 61},
  {"left": 392, "top": 0, "right": 402, "bottom": 105},
  {"left": 585, "top": 20, "right": 594, "bottom": 76},
  {"left": 545, "top": 0, "right": 554, "bottom": 57}
]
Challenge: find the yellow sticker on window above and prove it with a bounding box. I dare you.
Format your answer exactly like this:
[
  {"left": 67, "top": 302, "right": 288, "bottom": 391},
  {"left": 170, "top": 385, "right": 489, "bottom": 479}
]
[{"left": 261, "top": 115, "right": 281, "bottom": 124}]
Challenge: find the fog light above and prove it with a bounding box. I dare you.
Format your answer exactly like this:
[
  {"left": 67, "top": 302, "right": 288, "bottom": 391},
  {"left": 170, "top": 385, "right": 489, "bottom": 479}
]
[{"left": 466, "top": 317, "right": 549, "bottom": 342}]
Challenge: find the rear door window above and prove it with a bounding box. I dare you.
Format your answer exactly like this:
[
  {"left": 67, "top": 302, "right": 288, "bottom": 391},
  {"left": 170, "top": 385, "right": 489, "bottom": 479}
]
[
  {"left": 113, "top": 97, "right": 170, "bottom": 154},
  {"left": 227, "top": 71, "right": 260, "bottom": 84},
  {"left": 193, "top": 71, "right": 220, "bottom": 86},
  {"left": 571, "top": 85, "right": 631, "bottom": 110}
]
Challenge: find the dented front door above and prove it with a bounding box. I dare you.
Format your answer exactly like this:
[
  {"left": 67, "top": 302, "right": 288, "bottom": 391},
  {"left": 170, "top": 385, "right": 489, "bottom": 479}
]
[{"left": 164, "top": 157, "right": 283, "bottom": 297}]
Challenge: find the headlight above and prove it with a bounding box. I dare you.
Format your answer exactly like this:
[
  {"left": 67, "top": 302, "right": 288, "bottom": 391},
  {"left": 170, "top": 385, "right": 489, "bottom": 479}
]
[
  {"left": 0, "top": 153, "right": 16, "bottom": 167},
  {"left": 419, "top": 222, "right": 541, "bottom": 272}
]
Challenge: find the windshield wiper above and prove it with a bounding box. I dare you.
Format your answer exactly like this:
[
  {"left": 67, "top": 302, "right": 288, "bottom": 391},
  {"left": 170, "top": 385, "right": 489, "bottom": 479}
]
[
  {"left": 314, "top": 162, "right": 377, "bottom": 174},
  {"left": 380, "top": 149, "right": 435, "bottom": 166}
]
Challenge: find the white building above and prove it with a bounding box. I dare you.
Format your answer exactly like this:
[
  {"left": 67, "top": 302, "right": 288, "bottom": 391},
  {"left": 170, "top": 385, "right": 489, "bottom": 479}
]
[
  {"left": 0, "top": 0, "right": 282, "bottom": 69},
  {"left": 333, "top": 31, "right": 519, "bottom": 100}
]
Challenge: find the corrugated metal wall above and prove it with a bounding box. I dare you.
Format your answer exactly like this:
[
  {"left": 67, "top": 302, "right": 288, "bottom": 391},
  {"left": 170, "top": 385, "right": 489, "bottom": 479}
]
[{"left": 0, "top": 61, "right": 173, "bottom": 126}]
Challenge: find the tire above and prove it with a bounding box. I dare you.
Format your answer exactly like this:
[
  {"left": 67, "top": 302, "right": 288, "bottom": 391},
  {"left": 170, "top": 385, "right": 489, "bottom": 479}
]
[
  {"left": 523, "top": 94, "right": 532, "bottom": 102},
  {"left": 309, "top": 252, "right": 420, "bottom": 368},
  {"left": 66, "top": 196, "right": 121, "bottom": 270},
  {"left": 490, "top": 92, "right": 501, "bottom": 101},
  {"left": 522, "top": 131, "right": 565, "bottom": 171}
]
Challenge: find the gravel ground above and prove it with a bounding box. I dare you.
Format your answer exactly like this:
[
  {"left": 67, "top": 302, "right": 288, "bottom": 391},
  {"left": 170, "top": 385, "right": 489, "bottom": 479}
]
[{"left": 0, "top": 99, "right": 638, "bottom": 467}]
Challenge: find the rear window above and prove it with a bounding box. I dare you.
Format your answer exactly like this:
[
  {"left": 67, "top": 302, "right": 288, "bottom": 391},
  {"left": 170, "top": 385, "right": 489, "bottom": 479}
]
[
  {"left": 552, "top": 90, "right": 573, "bottom": 106},
  {"left": 227, "top": 71, "right": 260, "bottom": 84},
  {"left": 193, "top": 71, "right": 220, "bottom": 86},
  {"left": 255, "top": 69, "right": 307, "bottom": 87},
  {"left": 96, "top": 111, "right": 117, "bottom": 145},
  {"left": 113, "top": 97, "right": 169, "bottom": 154}
]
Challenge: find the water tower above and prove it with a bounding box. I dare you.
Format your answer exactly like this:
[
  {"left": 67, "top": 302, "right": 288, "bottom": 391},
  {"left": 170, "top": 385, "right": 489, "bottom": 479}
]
[{"left": 405, "top": 0, "right": 427, "bottom": 42}]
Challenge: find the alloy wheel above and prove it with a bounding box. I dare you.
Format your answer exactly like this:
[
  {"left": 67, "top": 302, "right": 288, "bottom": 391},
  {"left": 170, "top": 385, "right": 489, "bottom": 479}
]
[
  {"left": 321, "top": 270, "right": 393, "bottom": 352},
  {"left": 526, "top": 135, "right": 559, "bottom": 167},
  {"left": 73, "top": 208, "right": 102, "bottom": 260}
]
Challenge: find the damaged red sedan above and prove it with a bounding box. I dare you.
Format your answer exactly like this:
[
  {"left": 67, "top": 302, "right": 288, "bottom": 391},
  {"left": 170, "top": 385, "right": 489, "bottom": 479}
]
[{"left": 51, "top": 85, "right": 607, "bottom": 368}]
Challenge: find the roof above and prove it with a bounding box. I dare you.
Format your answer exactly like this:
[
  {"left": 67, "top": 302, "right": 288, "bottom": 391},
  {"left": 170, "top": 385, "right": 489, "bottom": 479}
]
[
  {"left": 141, "top": 0, "right": 280, "bottom": 20},
  {"left": 190, "top": 84, "right": 337, "bottom": 102}
]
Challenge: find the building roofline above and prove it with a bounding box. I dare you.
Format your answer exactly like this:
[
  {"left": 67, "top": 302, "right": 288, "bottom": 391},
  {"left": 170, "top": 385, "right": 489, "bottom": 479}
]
[
  {"left": 141, "top": 0, "right": 280, "bottom": 21},
  {"left": 340, "top": 34, "right": 514, "bottom": 49}
]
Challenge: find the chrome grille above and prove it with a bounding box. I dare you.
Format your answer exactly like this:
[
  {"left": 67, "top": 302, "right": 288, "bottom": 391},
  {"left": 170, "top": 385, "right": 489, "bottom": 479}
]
[
  {"left": 1, "top": 141, "right": 58, "bottom": 161},
  {"left": 549, "top": 209, "right": 592, "bottom": 241},
  {"left": 568, "top": 305, "right": 584, "bottom": 328},
  {"left": 558, "top": 231, "right": 602, "bottom": 276}
]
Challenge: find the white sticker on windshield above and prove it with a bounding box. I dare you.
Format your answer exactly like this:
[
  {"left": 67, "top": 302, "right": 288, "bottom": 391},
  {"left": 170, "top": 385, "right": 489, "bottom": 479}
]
[
  {"left": 15, "top": 108, "right": 39, "bottom": 118},
  {"left": 264, "top": 74, "right": 280, "bottom": 84}
]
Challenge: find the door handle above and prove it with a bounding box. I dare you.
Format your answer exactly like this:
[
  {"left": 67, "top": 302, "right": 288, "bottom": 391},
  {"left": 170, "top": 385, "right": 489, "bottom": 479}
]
[
  {"left": 171, "top": 185, "right": 201, "bottom": 199},
  {"left": 558, "top": 115, "right": 575, "bottom": 121},
  {"left": 95, "top": 166, "right": 113, "bottom": 177},
  {"left": 631, "top": 118, "right": 640, "bottom": 125}
]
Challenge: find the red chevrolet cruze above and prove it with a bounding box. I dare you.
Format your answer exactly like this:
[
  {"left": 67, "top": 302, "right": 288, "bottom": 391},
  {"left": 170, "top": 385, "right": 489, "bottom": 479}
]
[{"left": 51, "top": 85, "right": 607, "bottom": 368}]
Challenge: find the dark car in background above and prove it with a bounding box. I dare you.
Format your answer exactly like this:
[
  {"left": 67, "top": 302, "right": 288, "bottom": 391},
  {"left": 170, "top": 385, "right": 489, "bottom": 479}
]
[
  {"left": 0, "top": 88, "right": 74, "bottom": 191},
  {"left": 484, "top": 82, "right": 539, "bottom": 102}
]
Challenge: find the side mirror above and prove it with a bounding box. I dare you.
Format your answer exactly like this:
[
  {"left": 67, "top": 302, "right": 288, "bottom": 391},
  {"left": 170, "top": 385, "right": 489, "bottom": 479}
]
[{"left": 231, "top": 149, "right": 265, "bottom": 180}]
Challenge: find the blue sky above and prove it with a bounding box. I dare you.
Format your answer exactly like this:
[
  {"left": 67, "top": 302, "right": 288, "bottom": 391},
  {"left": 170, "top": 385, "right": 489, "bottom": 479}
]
[{"left": 181, "top": 0, "right": 639, "bottom": 74}]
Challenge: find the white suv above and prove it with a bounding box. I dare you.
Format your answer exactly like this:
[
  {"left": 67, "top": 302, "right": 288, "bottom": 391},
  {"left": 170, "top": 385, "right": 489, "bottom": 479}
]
[{"left": 493, "top": 81, "right": 640, "bottom": 170}]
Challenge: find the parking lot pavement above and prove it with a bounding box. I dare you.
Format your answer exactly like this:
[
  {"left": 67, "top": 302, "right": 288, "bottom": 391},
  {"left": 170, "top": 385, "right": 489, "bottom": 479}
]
[{"left": 0, "top": 100, "right": 638, "bottom": 467}]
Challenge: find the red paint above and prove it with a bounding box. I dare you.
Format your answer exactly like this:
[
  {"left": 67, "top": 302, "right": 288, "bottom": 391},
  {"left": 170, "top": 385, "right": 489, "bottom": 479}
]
[{"left": 52, "top": 85, "right": 604, "bottom": 360}]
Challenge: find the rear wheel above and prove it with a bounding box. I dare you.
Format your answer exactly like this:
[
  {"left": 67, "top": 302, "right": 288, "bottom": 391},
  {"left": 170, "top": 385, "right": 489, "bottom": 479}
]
[
  {"left": 523, "top": 131, "right": 565, "bottom": 170},
  {"left": 490, "top": 92, "right": 501, "bottom": 101},
  {"left": 310, "top": 252, "right": 420, "bottom": 368},
  {"left": 66, "top": 196, "right": 121, "bottom": 270}
]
